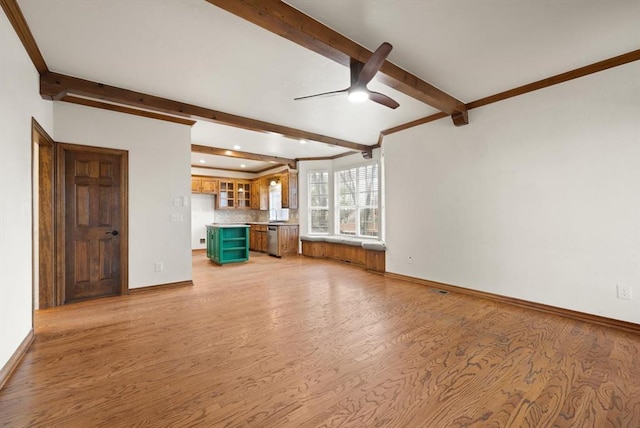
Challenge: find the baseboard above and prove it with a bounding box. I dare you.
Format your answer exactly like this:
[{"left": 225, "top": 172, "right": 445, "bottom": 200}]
[
  {"left": 128, "top": 280, "right": 194, "bottom": 294},
  {"left": 0, "top": 329, "right": 35, "bottom": 390},
  {"left": 385, "top": 272, "right": 640, "bottom": 334}
]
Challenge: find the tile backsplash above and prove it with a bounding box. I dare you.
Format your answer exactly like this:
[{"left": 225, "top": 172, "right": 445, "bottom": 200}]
[{"left": 214, "top": 209, "right": 299, "bottom": 224}]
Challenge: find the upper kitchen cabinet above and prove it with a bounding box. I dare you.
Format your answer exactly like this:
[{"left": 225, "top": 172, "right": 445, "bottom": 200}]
[
  {"left": 192, "top": 176, "right": 218, "bottom": 194},
  {"left": 217, "top": 180, "right": 251, "bottom": 209},
  {"left": 217, "top": 180, "right": 235, "bottom": 208},
  {"left": 281, "top": 171, "right": 298, "bottom": 209},
  {"left": 250, "top": 177, "right": 270, "bottom": 211},
  {"left": 237, "top": 181, "right": 251, "bottom": 209}
]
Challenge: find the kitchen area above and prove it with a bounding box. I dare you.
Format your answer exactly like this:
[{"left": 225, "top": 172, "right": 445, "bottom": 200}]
[{"left": 191, "top": 169, "right": 299, "bottom": 264}]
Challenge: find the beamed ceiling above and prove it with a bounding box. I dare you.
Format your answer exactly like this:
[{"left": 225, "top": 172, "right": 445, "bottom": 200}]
[{"left": 4, "top": 0, "right": 640, "bottom": 172}]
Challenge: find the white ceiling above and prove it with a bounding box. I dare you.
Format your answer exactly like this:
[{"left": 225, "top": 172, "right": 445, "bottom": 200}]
[{"left": 17, "top": 0, "right": 640, "bottom": 171}]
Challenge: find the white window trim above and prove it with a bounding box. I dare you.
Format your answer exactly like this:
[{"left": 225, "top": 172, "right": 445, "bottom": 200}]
[
  {"left": 307, "top": 169, "right": 330, "bottom": 235},
  {"left": 334, "top": 161, "right": 380, "bottom": 238}
]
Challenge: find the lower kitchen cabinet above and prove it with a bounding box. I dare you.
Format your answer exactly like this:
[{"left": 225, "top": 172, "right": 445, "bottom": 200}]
[
  {"left": 277, "top": 225, "right": 299, "bottom": 257},
  {"left": 249, "top": 224, "right": 268, "bottom": 252},
  {"left": 207, "top": 225, "right": 249, "bottom": 265}
]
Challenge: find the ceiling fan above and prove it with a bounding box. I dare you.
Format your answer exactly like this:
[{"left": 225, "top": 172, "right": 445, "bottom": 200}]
[{"left": 294, "top": 42, "right": 400, "bottom": 109}]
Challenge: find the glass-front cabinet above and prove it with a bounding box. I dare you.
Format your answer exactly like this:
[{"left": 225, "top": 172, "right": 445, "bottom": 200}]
[
  {"left": 237, "top": 181, "right": 251, "bottom": 208},
  {"left": 217, "top": 180, "right": 235, "bottom": 208}
]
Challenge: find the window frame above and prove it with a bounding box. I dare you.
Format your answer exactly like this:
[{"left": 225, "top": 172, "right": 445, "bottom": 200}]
[
  {"left": 334, "top": 161, "right": 379, "bottom": 238},
  {"left": 307, "top": 169, "right": 330, "bottom": 235}
]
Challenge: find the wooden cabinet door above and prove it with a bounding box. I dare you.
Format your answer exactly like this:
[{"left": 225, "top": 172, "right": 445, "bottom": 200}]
[
  {"left": 281, "top": 172, "right": 289, "bottom": 208},
  {"left": 260, "top": 178, "right": 269, "bottom": 210},
  {"left": 250, "top": 179, "right": 260, "bottom": 210},
  {"left": 278, "top": 226, "right": 290, "bottom": 254},
  {"left": 237, "top": 181, "right": 251, "bottom": 208},
  {"left": 191, "top": 177, "right": 202, "bottom": 193},
  {"left": 217, "top": 181, "right": 235, "bottom": 208},
  {"left": 288, "top": 171, "right": 298, "bottom": 209},
  {"left": 201, "top": 178, "right": 218, "bottom": 194},
  {"left": 249, "top": 228, "right": 257, "bottom": 251}
]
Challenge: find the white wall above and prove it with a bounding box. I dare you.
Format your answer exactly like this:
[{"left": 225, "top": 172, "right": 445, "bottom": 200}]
[
  {"left": 0, "top": 14, "right": 53, "bottom": 369},
  {"left": 384, "top": 62, "right": 640, "bottom": 324},
  {"left": 54, "top": 102, "right": 192, "bottom": 289},
  {"left": 191, "top": 193, "right": 215, "bottom": 249}
]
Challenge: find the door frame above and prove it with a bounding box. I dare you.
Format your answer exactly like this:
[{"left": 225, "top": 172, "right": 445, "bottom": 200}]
[
  {"left": 55, "top": 142, "right": 129, "bottom": 305},
  {"left": 32, "top": 118, "right": 55, "bottom": 310}
]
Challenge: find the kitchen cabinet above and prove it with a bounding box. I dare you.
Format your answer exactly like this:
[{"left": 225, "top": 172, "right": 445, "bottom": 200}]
[
  {"left": 207, "top": 225, "right": 249, "bottom": 265},
  {"left": 277, "top": 224, "right": 299, "bottom": 257},
  {"left": 249, "top": 224, "right": 268, "bottom": 252},
  {"left": 217, "top": 180, "right": 251, "bottom": 209},
  {"left": 250, "top": 178, "right": 260, "bottom": 210},
  {"left": 259, "top": 178, "right": 269, "bottom": 210},
  {"left": 217, "top": 180, "right": 235, "bottom": 208},
  {"left": 237, "top": 181, "right": 251, "bottom": 209},
  {"left": 280, "top": 171, "right": 298, "bottom": 209},
  {"left": 250, "top": 177, "right": 269, "bottom": 210},
  {"left": 191, "top": 176, "right": 218, "bottom": 194}
]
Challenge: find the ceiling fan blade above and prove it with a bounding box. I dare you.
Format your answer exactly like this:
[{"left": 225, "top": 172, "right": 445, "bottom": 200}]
[
  {"left": 294, "top": 88, "right": 348, "bottom": 101},
  {"left": 368, "top": 91, "right": 400, "bottom": 109},
  {"left": 357, "top": 42, "right": 393, "bottom": 86}
]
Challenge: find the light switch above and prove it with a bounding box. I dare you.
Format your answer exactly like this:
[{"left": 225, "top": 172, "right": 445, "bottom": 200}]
[{"left": 170, "top": 213, "right": 183, "bottom": 222}]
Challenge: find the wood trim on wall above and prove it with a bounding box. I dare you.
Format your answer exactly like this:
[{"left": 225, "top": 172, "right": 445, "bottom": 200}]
[
  {"left": 382, "top": 49, "right": 640, "bottom": 137},
  {"left": 128, "top": 280, "right": 194, "bottom": 294},
  {"left": 32, "top": 118, "right": 55, "bottom": 309},
  {"left": 385, "top": 272, "right": 640, "bottom": 334},
  {"left": 466, "top": 49, "right": 640, "bottom": 110},
  {"left": 0, "top": 329, "right": 34, "bottom": 390}
]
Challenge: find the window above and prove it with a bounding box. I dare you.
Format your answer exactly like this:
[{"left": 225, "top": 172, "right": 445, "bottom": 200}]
[
  {"left": 335, "top": 163, "right": 379, "bottom": 237},
  {"left": 308, "top": 170, "right": 329, "bottom": 234}
]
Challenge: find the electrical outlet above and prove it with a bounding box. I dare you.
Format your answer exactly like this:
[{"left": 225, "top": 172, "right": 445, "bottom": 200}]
[
  {"left": 199, "top": 238, "right": 205, "bottom": 244},
  {"left": 408, "top": 256, "right": 413, "bottom": 264},
  {"left": 154, "top": 262, "right": 164, "bottom": 272},
  {"left": 617, "top": 285, "right": 632, "bottom": 300}
]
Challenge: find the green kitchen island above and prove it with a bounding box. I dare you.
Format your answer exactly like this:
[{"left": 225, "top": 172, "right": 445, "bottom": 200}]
[{"left": 206, "top": 224, "right": 250, "bottom": 265}]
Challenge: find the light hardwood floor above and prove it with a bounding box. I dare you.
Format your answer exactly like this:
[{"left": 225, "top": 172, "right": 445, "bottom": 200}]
[{"left": 1, "top": 252, "right": 639, "bottom": 427}]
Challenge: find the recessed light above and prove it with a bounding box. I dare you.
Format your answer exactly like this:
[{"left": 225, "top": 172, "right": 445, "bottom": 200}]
[
  {"left": 240, "top": 164, "right": 246, "bottom": 168},
  {"left": 225, "top": 150, "right": 232, "bottom": 155},
  {"left": 199, "top": 159, "right": 206, "bottom": 164},
  {"left": 233, "top": 145, "right": 241, "bottom": 150},
  {"left": 299, "top": 139, "right": 307, "bottom": 144}
]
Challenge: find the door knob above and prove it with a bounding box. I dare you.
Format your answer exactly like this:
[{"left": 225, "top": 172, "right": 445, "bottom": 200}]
[{"left": 106, "top": 230, "right": 119, "bottom": 236}]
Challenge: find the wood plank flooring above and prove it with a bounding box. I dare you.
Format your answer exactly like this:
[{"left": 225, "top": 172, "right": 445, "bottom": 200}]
[{"left": 1, "top": 252, "right": 639, "bottom": 427}]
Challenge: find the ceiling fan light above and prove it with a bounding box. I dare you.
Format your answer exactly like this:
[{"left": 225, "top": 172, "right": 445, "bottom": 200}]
[{"left": 348, "top": 89, "right": 369, "bottom": 103}]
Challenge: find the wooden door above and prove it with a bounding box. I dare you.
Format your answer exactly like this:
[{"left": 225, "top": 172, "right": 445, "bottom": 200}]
[{"left": 61, "top": 146, "right": 127, "bottom": 303}]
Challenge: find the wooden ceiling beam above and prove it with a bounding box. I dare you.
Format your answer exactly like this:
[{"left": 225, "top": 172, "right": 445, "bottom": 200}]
[
  {"left": 192, "top": 144, "right": 297, "bottom": 169},
  {"left": 40, "top": 71, "right": 371, "bottom": 152},
  {"left": 61, "top": 96, "right": 197, "bottom": 126},
  {"left": 1, "top": 0, "right": 48, "bottom": 73},
  {"left": 206, "top": 0, "right": 468, "bottom": 124}
]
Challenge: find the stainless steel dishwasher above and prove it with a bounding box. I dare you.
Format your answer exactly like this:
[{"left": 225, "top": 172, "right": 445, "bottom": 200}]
[{"left": 267, "top": 225, "right": 278, "bottom": 256}]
